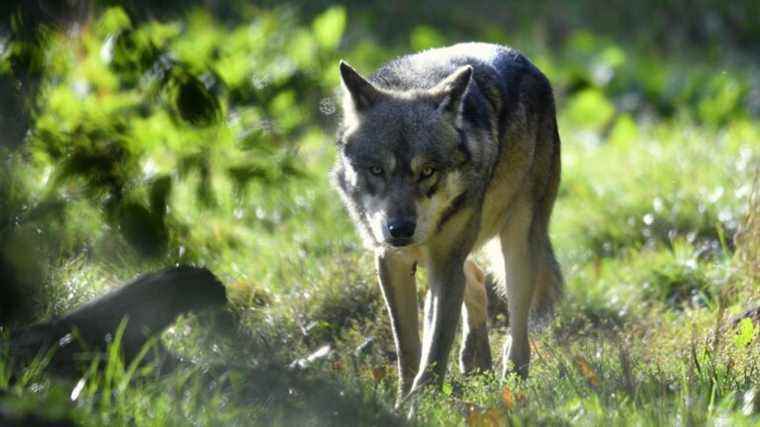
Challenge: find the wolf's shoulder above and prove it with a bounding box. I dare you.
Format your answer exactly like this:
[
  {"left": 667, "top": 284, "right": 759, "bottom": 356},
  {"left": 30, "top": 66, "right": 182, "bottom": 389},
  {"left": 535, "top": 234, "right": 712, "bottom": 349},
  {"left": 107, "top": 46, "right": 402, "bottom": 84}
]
[{"left": 369, "top": 42, "right": 542, "bottom": 91}]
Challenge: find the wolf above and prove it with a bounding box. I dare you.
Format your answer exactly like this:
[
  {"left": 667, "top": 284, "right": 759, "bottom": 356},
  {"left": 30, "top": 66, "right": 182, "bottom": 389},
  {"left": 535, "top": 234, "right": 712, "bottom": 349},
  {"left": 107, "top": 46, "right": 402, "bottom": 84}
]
[{"left": 331, "top": 42, "right": 563, "bottom": 402}]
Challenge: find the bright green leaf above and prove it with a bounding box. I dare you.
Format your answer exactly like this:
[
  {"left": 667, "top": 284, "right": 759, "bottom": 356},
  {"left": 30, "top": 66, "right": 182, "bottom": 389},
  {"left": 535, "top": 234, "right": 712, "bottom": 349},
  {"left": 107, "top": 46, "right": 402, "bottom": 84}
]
[
  {"left": 312, "top": 6, "right": 346, "bottom": 50},
  {"left": 734, "top": 318, "right": 757, "bottom": 349},
  {"left": 410, "top": 25, "right": 446, "bottom": 51}
]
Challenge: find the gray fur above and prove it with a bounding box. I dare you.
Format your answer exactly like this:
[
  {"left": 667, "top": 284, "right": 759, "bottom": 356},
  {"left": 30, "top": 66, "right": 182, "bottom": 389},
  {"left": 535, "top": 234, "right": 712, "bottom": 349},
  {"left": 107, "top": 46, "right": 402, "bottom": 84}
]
[{"left": 331, "top": 42, "right": 564, "bottom": 403}]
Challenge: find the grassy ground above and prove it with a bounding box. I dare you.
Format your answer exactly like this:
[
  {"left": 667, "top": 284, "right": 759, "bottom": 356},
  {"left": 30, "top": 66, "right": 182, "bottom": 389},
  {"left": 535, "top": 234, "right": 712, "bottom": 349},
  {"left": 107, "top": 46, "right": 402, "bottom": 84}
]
[{"left": 1, "top": 4, "right": 760, "bottom": 426}]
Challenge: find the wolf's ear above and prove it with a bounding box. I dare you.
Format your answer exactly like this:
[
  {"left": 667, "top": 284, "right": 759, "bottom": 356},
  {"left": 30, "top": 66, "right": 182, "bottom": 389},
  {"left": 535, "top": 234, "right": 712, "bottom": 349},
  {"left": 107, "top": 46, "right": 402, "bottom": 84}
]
[
  {"left": 339, "top": 61, "right": 383, "bottom": 112},
  {"left": 431, "top": 65, "right": 473, "bottom": 118}
]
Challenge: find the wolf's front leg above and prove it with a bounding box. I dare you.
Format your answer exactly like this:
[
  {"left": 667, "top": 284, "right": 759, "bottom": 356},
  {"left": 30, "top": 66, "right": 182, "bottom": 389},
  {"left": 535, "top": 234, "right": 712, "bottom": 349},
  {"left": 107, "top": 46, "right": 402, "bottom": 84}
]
[
  {"left": 377, "top": 252, "right": 421, "bottom": 401},
  {"left": 409, "top": 255, "right": 466, "bottom": 393}
]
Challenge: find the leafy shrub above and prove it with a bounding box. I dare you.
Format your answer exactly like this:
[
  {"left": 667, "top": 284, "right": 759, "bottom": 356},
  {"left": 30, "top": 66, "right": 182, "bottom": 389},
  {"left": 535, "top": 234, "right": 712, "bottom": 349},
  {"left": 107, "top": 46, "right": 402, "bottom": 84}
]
[{"left": 2, "top": 6, "right": 346, "bottom": 262}]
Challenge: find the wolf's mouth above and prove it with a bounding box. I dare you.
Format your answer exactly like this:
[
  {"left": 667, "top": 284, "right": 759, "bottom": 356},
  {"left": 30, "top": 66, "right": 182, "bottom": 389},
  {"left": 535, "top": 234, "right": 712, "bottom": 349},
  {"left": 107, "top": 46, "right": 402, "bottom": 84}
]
[{"left": 387, "top": 237, "right": 414, "bottom": 247}]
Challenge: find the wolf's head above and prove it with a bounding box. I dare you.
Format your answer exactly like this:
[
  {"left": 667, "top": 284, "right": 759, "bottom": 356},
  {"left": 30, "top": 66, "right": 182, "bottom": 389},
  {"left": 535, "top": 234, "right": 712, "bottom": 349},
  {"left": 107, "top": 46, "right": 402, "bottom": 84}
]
[{"left": 332, "top": 61, "right": 474, "bottom": 249}]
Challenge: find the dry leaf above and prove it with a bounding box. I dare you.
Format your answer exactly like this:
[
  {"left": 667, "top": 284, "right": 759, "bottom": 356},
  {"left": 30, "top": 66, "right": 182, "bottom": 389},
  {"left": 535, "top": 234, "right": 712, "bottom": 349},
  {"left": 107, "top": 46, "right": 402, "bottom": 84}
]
[
  {"left": 502, "top": 386, "right": 514, "bottom": 410},
  {"left": 575, "top": 355, "right": 599, "bottom": 387},
  {"left": 466, "top": 404, "right": 482, "bottom": 427},
  {"left": 482, "top": 407, "right": 506, "bottom": 426},
  {"left": 466, "top": 404, "right": 505, "bottom": 427},
  {"left": 371, "top": 366, "right": 386, "bottom": 382}
]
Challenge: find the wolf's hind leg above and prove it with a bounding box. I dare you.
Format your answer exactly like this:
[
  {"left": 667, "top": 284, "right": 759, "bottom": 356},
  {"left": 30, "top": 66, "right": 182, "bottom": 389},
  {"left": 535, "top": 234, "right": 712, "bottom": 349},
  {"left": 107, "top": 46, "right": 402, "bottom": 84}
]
[
  {"left": 459, "top": 259, "right": 492, "bottom": 374},
  {"left": 499, "top": 199, "right": 536, "bottom": 379}
]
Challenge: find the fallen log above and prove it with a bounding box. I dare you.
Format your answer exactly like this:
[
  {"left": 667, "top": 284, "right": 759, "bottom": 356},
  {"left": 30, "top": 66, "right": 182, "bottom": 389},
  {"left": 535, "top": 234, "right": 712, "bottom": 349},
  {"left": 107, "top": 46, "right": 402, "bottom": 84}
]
[{"left": 7, "top": 265, "right": 227, "bottom": 372}]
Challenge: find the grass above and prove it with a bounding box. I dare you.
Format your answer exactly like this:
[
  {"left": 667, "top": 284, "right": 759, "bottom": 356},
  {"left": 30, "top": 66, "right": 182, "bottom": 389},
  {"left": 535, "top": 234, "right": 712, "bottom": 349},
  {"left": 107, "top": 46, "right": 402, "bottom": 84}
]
[
  {"left": 3, "top": 105, "right": 758, "bottom": 426},
  {"left": 2, "top": 4, "right": 760, "bottom": 426}
]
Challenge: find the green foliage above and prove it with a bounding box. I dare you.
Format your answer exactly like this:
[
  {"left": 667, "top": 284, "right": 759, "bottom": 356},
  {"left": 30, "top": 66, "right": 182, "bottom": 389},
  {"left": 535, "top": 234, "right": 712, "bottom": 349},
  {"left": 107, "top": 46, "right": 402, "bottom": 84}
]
[
  {"left": 3, "top": 5, "right": 345, "bottom": 262},
  {"left": 734, "top": 319, "right": 757, "bottom": 350},
  {"left": 535, "top": 31, "right": 755, "bottom": 128},
  {"left": 312, "top": 6, "right": 347, "bottom": 50},
  {"left": 565, "top": 88, "right": 615, "bottom": 130},
  {"left": 410, "top": 26, "right": 446, "bottom": 51},
  {"left": 698, "top": 73, "right": 749, "bottom": 126}
]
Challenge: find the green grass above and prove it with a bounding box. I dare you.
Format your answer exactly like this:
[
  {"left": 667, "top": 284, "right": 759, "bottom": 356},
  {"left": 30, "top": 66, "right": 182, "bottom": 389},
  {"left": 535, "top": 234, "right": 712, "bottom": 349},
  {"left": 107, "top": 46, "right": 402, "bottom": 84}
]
[
  {"left": 2, "top": 4, "right": 760, "bottom": 426},
  {"left": 4, "top": 109, "right": 758, "bottom": 426}
]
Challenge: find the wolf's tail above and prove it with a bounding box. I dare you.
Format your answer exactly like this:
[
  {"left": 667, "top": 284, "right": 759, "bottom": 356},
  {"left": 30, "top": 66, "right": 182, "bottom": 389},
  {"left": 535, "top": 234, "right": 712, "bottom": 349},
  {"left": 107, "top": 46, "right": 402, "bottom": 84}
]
[
  {"left": 530, "top": 120, "right": 564, "bottom": 323},
  {"left": 530, "top": 238, "right": 563, "bottom": 324},
  {"left": 483, "top": 235, "right": 563, "bottom": 327}
]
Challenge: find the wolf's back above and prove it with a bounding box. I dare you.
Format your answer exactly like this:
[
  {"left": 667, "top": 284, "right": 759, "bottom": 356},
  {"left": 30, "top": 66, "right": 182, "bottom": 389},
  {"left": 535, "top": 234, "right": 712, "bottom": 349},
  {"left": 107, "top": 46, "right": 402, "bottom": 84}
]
[
  {"left": 373, "top": 43, "right": 565, "bottom": 325},
  {"left": 369, "top": 42, "right": 539, "bottom": 91}
]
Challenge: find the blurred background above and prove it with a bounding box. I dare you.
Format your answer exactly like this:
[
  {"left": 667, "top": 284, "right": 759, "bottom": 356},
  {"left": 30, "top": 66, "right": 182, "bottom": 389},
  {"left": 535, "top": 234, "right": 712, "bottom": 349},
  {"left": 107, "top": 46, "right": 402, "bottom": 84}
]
[{"left": 0, "top": 1, "right": 758, "bottom": 425}]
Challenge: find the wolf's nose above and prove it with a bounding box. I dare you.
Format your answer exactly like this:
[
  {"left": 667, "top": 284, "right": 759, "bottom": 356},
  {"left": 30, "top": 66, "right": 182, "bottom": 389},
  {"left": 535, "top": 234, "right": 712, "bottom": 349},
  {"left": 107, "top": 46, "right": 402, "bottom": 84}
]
[{"left": 387, "top": 219, "right": 416, "bottom": 239}]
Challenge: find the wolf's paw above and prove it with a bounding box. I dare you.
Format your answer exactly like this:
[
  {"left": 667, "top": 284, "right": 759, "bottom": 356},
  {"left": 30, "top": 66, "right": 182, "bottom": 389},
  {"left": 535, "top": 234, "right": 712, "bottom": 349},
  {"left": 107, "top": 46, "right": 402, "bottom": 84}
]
[
  {"left": 501, "top": 335, "right": 530, "bottom": 379},
  {"left": 460, "top": 325, "right": 493, "bottom": 374},
  {"left": 392, "top": 384, "right": 423, "bottom": 421}
]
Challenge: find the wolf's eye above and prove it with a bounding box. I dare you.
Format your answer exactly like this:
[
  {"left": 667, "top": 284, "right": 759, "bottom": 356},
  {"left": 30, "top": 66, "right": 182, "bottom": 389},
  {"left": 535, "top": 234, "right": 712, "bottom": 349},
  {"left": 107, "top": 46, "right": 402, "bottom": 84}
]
[
  {"left": 369, "top": 166, "right": 384, "bottom": 176},
  {"left": 420, "top": 167, "right": 436, "bottom": 179}
]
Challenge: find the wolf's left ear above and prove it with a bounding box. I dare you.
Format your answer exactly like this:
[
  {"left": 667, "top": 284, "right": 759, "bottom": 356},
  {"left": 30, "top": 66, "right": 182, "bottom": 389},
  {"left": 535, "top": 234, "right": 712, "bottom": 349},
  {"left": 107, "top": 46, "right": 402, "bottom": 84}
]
[{"left": 431, "top": 65, "right": 473, "bottom": 119}]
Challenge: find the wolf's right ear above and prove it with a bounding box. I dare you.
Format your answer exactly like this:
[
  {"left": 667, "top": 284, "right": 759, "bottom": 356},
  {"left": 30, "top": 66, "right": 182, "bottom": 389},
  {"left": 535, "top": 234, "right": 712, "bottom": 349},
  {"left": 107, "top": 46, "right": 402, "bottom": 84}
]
[{"left": 339, "top": 61, "right": 383, "bottom": 112}]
